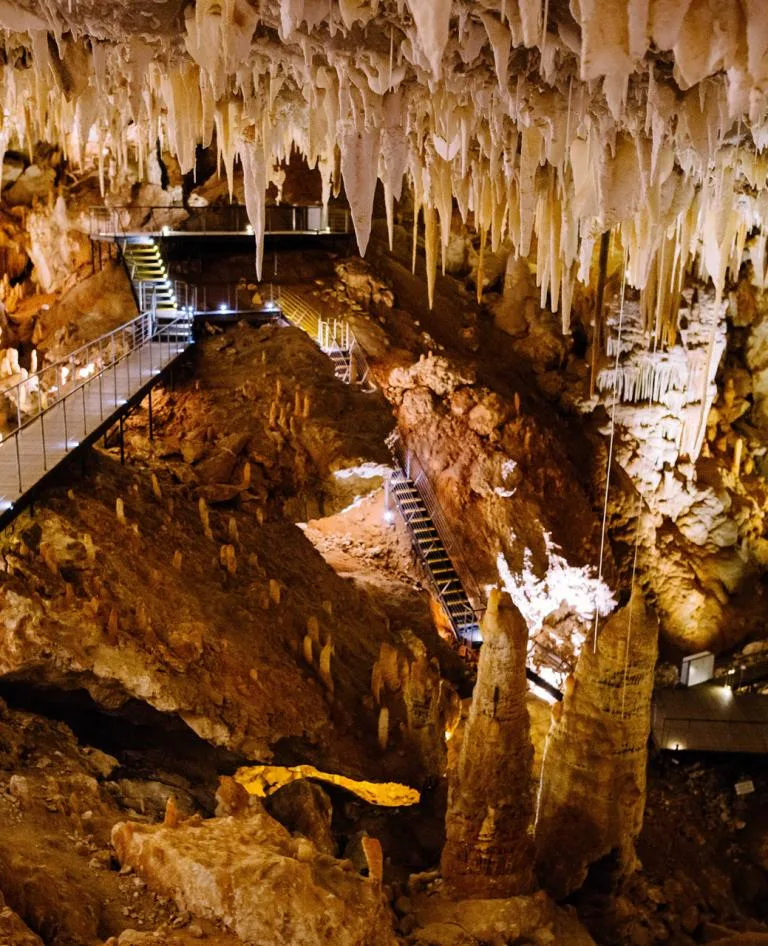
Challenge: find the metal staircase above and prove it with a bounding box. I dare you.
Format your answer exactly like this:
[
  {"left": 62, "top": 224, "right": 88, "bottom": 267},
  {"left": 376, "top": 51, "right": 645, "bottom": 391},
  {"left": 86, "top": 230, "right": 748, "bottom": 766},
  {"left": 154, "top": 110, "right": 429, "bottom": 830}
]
[
  {"left": 120, "top": 238, "right": 194, "bottom": 340},
  {"left": 387, "top": 432, "right": 482, "bottom": 643},
  {"left": 387, "top": 431, "right": 563, "bottom": 701},
  {"left": 279, "top": 289, "right": 372, "bottom": 389}
]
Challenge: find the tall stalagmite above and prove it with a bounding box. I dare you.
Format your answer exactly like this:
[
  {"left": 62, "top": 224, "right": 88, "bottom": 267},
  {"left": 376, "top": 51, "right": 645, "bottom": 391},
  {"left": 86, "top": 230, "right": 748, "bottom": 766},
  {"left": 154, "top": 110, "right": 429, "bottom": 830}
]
[
  {"left": 441, "top": 588, "right": 534, "bottom": 897},
  {"left": 534, "top": 590, "right": 659, "bottom": 898}
]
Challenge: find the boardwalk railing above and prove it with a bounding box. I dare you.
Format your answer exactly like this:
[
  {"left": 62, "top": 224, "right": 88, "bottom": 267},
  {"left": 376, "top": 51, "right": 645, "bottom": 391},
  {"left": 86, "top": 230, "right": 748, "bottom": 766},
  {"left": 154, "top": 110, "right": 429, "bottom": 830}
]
[
  {"left": 90, "top": 204, "right": 352, "bottom": 239},
  {"left": 0, "top": 309, "right": 192, "bottom": 505},
  {"left": 318, "top": 319, "right": 372, "bottom": 388},
  {"left": 387, "top": 430, "right": 486, "bottom": 618},
  {"left": 279, "top": 290, "right": 373, "bottom": 389}
]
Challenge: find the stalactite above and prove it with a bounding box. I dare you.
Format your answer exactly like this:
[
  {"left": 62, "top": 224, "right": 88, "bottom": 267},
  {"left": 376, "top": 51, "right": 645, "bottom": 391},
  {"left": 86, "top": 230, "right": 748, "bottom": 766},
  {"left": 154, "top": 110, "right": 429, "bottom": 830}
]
[{"left": 2, "top": 1, "right": 767, "bottom": 326}]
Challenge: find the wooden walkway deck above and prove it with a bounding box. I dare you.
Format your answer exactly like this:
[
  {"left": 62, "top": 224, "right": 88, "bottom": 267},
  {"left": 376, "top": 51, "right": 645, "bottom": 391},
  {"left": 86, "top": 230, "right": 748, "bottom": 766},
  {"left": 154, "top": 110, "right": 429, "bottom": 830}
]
[{"left": 0, "top": 336, "right": 188, "bottom": 519}]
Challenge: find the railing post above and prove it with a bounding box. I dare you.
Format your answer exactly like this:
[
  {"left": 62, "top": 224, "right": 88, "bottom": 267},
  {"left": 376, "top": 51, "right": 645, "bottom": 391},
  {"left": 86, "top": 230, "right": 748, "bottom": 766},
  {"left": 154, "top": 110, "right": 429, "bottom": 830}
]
[
  {"left": 15, "top": 433, "right": 22, "bottom": 493},
  {"left": 63, "top": 396, "right": 68, "bottom": 449},
  {"left": 40, "top": 410, "right": 47, "bottom": 471}
]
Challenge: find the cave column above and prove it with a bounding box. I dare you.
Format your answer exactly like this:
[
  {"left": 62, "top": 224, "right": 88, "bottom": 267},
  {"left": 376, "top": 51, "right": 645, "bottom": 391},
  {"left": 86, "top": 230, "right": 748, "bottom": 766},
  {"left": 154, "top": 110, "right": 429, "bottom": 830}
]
[
  {"left": 534, "top": 590, "right": 659, "bottom": 898},
  {"left": 441, "top": 589, "right": 535, "bottom": 897}
]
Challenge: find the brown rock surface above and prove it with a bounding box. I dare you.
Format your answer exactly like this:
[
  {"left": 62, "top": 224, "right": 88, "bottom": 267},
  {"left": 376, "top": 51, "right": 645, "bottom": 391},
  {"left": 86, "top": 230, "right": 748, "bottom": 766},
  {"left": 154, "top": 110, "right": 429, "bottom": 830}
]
[
  {"left": 441, "top": 589, "right": 534, "bottom": 897},
  {"left": 407, "top": 884, "right": 596, "bottom": 945},
  {"left": 535, "top": 591, "right": 659, "bottom": 898},
  {"left": 0, "top": 453, "right": 446, "bottom": 785},
  {"left": 265, "top": 779, "right": 336, "bottom": 855},
  {"left": 0, "top": 891, "right": 44, "bottom": 946},
  {"left": 112, "top": 807, "right": 399, "bottom": 946},
  {"left": 0, "top": 696, "right": 243, "bottom": 945}
]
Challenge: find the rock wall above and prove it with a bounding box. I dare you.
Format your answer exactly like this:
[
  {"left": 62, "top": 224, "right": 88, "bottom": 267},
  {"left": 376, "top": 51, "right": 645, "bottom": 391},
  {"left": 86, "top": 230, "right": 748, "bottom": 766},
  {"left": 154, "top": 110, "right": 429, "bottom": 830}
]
[
  {"left": 534, "top": 591, "right": 659, "bottom": 898},
  {"left": 441, "top": 589, "right": 534, "bottom": 897}
]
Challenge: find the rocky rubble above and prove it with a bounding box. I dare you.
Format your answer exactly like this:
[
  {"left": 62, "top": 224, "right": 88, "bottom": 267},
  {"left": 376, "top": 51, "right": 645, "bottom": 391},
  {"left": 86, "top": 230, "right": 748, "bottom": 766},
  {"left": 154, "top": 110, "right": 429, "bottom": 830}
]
[
  {"left": 0, "top": 696, "right": 245, "bottom": 945},
  {"left": 130, "top": 322, "right": 394, "bottom": 520}
]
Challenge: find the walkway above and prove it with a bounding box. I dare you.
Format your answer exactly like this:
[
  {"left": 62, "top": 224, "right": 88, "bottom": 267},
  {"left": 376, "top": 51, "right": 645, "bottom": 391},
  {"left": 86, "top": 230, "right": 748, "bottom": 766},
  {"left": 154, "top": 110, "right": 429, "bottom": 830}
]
[
  {"left": 0, "top": 311, "right": 192, "bottom": 529},
  {"left": 653, "top": 684, "right": 768, "bottom": 753},
  {"left": 90, "top": 204, "right": 351, "bottom": 239}
]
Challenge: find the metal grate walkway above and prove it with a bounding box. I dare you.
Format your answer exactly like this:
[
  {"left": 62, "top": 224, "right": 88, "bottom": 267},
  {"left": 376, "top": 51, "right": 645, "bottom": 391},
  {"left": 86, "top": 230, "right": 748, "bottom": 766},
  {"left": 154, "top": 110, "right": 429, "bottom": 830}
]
[{"left": 0, "top": 311, "right": 192, "bottom": 527}]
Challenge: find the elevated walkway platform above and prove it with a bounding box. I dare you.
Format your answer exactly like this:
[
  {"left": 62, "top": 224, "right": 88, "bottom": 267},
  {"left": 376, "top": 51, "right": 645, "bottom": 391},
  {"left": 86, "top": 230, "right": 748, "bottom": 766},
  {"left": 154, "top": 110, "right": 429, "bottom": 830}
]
[
  {"left": 0, "top": 311, "right": 192, "bottom": 531},
  {"left": 652, "top": 684, "right": 768, "bottom": 753},
  {"left": 89, "top": 204, "right": 352, "bottom": 241}
]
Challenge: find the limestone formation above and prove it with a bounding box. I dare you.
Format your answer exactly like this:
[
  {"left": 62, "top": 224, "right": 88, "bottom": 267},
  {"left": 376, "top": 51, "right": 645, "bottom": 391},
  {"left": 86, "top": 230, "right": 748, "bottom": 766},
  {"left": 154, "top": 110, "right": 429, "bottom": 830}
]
[
  {"left": 111, "top": 807, "right": 400, "bottom": 946},
  {"left": 535, "top": 590, "right": 659, "bottom": 898},
  {"left": 441, "top": 589, "right": 534, "bottom": 898}
]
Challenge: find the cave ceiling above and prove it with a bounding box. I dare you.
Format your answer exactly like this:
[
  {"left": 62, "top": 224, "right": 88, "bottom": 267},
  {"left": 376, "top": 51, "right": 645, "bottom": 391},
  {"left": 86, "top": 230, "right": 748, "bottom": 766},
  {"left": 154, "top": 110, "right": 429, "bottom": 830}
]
[{"left": 0, "top": 1, "right": 767, "bottom": 323}]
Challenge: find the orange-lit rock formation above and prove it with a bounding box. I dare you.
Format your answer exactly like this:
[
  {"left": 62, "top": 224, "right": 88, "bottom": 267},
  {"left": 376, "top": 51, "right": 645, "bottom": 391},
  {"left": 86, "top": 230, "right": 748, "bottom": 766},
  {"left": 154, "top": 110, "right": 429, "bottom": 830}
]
[{"left": 441, "top": 588, "right": 534, "bottom": 897}]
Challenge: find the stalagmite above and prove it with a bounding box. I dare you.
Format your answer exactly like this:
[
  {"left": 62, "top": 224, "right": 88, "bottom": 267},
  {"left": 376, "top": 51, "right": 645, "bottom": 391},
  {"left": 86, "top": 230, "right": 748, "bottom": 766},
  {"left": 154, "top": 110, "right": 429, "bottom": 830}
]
[
  {"left": 199, "top": 497, "right": 213, "bottom": 540},
  {"left": 362, "top": 836, "right": 384, "bottom": 886},
  {"left": 535, "top": 590, "right": 659, "bottom": 898},
  {"left": 732, "top": 436, "right": 743, "bottom": 477},
  {"left": 377, "top": 706, "right": 389, "bottom": 750},
  {"left": 319, "top": 640, "right": 333, "bottom": 694},
  {"left": 441, "top": 589, "right": 534, "bottom": 897},
  {"left": 115, "top": 498, "right": 126, "bottom": 526},
  {"left": 151, "top": 474, "right": 162, "bottom": 501}
]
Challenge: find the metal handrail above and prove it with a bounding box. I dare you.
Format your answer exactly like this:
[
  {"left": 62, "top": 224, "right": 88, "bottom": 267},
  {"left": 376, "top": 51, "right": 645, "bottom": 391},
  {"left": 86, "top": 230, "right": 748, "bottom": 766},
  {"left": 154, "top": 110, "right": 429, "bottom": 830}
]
[
  {"left": 1, "top": 310, "right": 152, "bottom": 438},
  {"left": 89, "top": 204, "right": 352, "bottom": 238},
  {"left": 386, "top": 430, "right": 486, "bottom": 616},
  {"left": 0, "top": 308, "right": 193, "bottom": 496},
  {"left": 194, "top": 282, "right": 282, "bottom": 315},
  {"left": 316, "top": 316, "right": 373, "bottom": 389}
]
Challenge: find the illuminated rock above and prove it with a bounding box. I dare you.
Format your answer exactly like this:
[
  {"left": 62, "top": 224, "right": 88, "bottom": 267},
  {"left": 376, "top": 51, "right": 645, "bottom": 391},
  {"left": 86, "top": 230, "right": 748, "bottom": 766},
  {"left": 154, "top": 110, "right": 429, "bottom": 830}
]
[
  {"left": 112, "top": 806, "right": 400, "bottom": 946},
  {"left": 441, "top": 589, "right": 534, "bottom": 897},
  {"left": 534, "top": 590, "right": 659, "bottom": 898}
]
